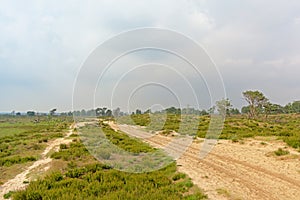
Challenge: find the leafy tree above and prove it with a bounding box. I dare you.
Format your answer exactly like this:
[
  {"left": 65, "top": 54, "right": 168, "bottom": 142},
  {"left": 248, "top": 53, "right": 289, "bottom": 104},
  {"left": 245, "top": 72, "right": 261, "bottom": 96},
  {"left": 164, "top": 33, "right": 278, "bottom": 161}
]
[
  {"left": 284, "top": 101, "right": 300, "bottom": 113},
  {"left": 165, "top": 107, "right": 181, "bottom": 115},
  {"left": 242, "top": 90, "right": 269, "bottom": 119},
  {"left": 264, "top": 103, "right": 284, "bottom": 118},
  {"left": 241, "top": 106, "right": 250, "bottom": 114},
  {"left": 135, "top": 109, "right": 142, "bottom": 115},
  {"left": 229, "top": 108, "right": 240, "bottom": 115},
  {"left": 27, "top": 111, "right": 35, "bottom": 116}
]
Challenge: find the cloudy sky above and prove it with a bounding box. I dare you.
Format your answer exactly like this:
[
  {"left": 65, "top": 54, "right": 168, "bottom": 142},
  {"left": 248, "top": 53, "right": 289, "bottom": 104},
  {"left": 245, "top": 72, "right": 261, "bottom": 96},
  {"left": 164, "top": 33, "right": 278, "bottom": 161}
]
[{"left": 1, "top": 0, "right": 300, "bottom": 112}]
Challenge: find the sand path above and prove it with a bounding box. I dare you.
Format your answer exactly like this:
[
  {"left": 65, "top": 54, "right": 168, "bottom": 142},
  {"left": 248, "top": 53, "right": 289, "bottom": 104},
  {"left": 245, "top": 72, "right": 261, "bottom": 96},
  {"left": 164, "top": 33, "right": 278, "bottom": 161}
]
[{"left": 115, "top": 122, "right": 300, "bottom": 200}]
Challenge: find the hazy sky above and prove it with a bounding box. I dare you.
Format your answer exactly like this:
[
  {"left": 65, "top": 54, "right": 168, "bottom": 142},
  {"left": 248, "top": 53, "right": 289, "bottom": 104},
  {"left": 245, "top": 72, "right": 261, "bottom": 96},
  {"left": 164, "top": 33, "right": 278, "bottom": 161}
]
[{"left": 1, "top": 0, "right": 300, "bottom": 112}]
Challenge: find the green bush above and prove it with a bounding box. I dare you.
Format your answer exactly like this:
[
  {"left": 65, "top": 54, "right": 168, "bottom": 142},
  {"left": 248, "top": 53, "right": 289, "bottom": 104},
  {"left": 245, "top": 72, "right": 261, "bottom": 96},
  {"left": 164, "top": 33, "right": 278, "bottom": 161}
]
[
  {"left": 274, "top": 148, "right": 289, "bottom": 156},
  {"left": 172, "top": 173, "right": 186, "bottom": 181},
  {"left": 0, "top": 156, "right": 37, "bottom": 167},
  {"left": 3, "top": 191, "right": 14, "bottom": 199}
]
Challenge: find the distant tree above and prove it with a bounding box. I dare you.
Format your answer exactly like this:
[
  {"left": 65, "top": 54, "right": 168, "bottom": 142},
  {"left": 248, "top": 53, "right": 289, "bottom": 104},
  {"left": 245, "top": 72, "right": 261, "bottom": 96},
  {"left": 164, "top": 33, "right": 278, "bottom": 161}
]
[
  {"left": 242, "top": 90, "right": 269, "bottom": 119},
  {"left": 135, "top": 109, "right": 142, "bottom": 115},
  {"left": 106, "top": 109, "right": 112, "bottom": 117},
  {"left": 165, "top": 107, "right": 181, "bottom": 115},
  {"left": 86, "top": 109, "right": 95, "bottom": 117},
  {"left": 199, "top": 109, "right": 209, "bottom": 116},
  {"left": 50, "top": 108, "right": 57, "bottom": 116},
  {"left": 16, "top": 112, "right": 21, "bottom": 116},
  {"left": 264, "top": 103, "right": 284, "bottom": 116},
  {"left": 27, "top": 111, "right": 35, "bottom": 116},
  {"left": 80, "top": 109, "right": 86, "bottom": 116},
  {"left": 229, "top": 108, "right": 240, "bottom": 115},
  {"left": 284, "top": 101, "right": 300, "bottom": 113}
]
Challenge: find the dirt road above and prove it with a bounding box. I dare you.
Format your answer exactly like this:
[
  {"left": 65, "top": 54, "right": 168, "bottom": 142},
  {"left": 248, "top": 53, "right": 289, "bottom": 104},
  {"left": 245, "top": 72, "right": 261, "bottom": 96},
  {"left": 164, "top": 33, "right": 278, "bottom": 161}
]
[
  {"left": 116, "top": 123, "right": 300, "bottom": 200},
  {"left": 0, "top": 124, "right": 75, "bottom": 200}
]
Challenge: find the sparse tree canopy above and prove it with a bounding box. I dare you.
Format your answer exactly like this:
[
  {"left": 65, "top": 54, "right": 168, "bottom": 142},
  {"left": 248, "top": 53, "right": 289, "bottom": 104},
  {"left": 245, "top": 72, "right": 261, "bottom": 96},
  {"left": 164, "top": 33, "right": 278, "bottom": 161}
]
[{"left": 242, "top": 90, "right": 269, "bottom": 119}]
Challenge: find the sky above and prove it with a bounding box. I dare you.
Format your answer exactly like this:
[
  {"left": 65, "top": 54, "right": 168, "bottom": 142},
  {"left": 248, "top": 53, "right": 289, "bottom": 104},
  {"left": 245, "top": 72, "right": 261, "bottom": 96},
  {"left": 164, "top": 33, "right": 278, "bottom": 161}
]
[{"left": 0, "top": 0, "right": 300, "bottom": 112}]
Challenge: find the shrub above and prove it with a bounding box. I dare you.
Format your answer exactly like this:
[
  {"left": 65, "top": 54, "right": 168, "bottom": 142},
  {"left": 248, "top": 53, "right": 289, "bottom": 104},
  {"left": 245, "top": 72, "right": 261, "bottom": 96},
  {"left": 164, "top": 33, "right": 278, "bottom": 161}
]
[
  {"left": 60, "top": 143, "right": 68, "bottom": 150},
  {"left": 274, "top": 148, "right": 289, "bottom": 156},
  {"left": 3, "top": 191, "right": 14, "bottom": 199},
  {"left": 172, "top": 173, "right": 186, "bottom": 181},
  {"left": 0, "top": 156, "right": 37, "bottom": 167}
]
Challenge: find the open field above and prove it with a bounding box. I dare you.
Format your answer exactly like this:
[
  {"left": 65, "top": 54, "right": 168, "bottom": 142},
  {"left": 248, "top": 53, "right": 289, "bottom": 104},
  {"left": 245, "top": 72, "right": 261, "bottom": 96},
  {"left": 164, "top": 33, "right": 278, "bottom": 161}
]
[
  {"left": 0, "top": 117, "right": 206, "bottom": 200},
  {"left": 0, "top": 116, "right": 72, "bottom": 185},
  {"left": 1, "top": 114, "right": 300, "bottom": 199}
]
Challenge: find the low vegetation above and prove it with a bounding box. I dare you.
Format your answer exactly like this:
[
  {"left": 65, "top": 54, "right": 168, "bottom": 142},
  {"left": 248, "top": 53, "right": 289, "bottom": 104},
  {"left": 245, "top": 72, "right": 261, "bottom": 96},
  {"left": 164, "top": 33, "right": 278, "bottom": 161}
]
[
  {"left": 0, "top": 116, "right": 72, "bottom": 184},
  {"left": 12, "top": 161, "right": 206, "bottom": 200},
  {"left": 10, "top": 120, "right": 207, "bottom": 200},
  {"left": 118, "top": 113, "right": 300, "bottom": 150},
  {"left": 274, "top": 148, "right": 290, "bottom": 156}
]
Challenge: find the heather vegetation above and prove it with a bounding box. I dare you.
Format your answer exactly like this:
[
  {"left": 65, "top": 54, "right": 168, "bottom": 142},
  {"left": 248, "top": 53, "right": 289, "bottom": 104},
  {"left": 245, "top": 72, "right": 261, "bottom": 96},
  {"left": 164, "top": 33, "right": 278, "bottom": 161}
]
[
  {"left": 0, "top": 116, "right": 72, "bottom": 184},
  {"left": 118, "top": 113, "right": 300, "bottom": 150},
  {"left": 12, "top": 161, "right": 206, "bottom": 200},
  {"left": 8, "top": 119, "right": 206, "bottom": 200}
]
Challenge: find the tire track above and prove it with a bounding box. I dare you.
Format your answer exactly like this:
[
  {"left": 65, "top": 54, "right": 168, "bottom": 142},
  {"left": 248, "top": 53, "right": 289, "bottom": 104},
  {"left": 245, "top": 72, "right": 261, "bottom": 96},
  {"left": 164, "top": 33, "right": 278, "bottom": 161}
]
[
  {"left": 145, "top": 137, "right": 277, "bottom": 200},
  {"left": 116, "top": 123, "right": 300, "bottom": 200}
]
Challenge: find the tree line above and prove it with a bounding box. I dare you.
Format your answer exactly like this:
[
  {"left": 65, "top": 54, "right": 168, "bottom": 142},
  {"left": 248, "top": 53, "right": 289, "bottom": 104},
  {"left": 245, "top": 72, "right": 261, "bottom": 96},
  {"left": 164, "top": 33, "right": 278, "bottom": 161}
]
[{"left": 8, "top": 90, "right": 300, "bottom": 119}]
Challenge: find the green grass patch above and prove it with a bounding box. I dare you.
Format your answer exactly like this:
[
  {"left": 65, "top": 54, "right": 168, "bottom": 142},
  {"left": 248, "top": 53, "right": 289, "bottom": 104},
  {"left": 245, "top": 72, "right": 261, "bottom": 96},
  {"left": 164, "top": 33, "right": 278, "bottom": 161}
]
[{"left": 274, "top": 148, "right": 290, "bottom": 156}]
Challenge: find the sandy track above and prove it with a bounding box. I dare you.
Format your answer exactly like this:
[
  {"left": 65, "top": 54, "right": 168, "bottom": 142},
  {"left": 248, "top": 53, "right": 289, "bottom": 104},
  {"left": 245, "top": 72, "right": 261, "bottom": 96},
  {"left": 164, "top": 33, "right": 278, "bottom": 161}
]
[
  {"left": 116, "top": 123, "right": 300, "bottom": 200},
  {"left": 0, "top": 124, "right": 75, "bottom": 200}
]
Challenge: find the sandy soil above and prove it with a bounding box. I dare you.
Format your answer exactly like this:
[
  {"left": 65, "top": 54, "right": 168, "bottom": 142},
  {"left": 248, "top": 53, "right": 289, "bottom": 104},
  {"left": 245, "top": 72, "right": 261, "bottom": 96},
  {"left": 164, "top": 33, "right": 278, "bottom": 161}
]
[
  {"left": 0, "top": 124, "right": 75, "bottom": 200},
  {"left": 115, "top": 122, "right": 300, "bottom": 200}
]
